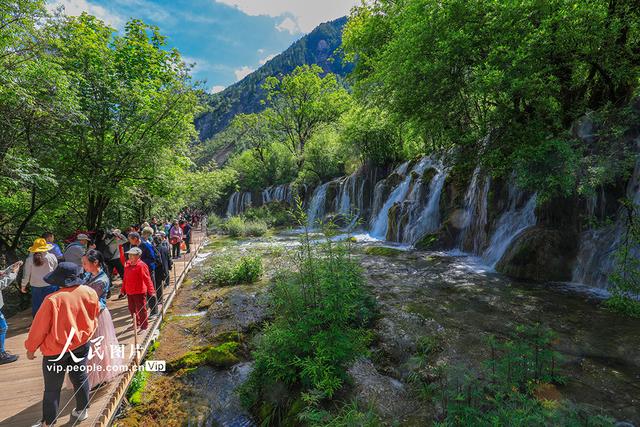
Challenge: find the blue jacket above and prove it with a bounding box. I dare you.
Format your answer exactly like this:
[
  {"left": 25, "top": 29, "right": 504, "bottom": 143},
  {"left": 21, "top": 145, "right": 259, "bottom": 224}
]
[{"left": 123, "top": 241, "right": 158, "bottom": 271}]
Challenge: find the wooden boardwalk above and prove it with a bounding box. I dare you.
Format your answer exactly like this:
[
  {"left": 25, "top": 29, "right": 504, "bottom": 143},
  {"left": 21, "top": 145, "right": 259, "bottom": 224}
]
[{"left": 0, "top": 230, "right": 207, "bottom": 427}]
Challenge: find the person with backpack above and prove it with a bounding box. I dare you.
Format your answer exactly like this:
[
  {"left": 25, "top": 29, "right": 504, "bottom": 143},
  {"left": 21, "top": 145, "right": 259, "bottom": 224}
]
[
  {"left": 153, "top": 232, "right": 172, "bottom": 311},
  {"left": 180, "top": 220, "right": 193, "bottom": 254},
  {"left": 63, "top": 234, "right": 91, "bottom": 266},
  {"left": 101, "top": 229, "right": 127, "bottom": 281},
  {"left": 21, "top": 238, "right": 59, "bottom": 316},
  {"left": 0, "top": 261, "right": 23, "bottom": 364}
]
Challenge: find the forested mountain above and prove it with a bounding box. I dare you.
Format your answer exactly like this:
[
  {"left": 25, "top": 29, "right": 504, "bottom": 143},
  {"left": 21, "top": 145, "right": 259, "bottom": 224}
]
[{"left": 194, "top": 16, "right": 352, "bottom": 142}]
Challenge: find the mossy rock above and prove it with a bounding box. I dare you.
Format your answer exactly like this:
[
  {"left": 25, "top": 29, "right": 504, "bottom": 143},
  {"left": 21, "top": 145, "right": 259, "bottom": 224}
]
[
  {"left": 364, "top": 246, "right": 404, "bottom": 257},
  {"left": 212, "top": 330, "right": 242, "bottom": 345},
  {"left": 413, "top": 233, "right": 438, "bottom": 250},
  {"left": 167, "top": 342, "right": 239, "bottom": 371}
]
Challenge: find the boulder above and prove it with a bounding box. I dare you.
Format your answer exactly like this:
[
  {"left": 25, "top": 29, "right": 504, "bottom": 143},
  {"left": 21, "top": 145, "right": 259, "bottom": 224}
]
[{"left": 496, "top": 227, "right": 578, "bottom": 282}]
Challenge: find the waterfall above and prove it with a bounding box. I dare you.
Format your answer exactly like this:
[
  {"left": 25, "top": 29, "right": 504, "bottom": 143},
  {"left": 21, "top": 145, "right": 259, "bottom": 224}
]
[
  {"left": 369, "top": 160, "right": 428, "bottom": 239},
  {"left": 226, "top": 191, "right": 253, "bottom": 217},
  {"left": 404, "top": 167, "right": 447, "bottom": 244},
  {"left": 307, "top": 182, "right": 330, "bottom": 228},
  {"left": 262, "top": 184, "right": 291, "bottom": 205},
  {"left": 572, "top": 152, "right": 640, "bottom": 288},
  {"left": 457, "top": 166, "right": 490, "bottom": 253},
  {"left": 482, "top": 188, "right": 537, "bottom": 267}
]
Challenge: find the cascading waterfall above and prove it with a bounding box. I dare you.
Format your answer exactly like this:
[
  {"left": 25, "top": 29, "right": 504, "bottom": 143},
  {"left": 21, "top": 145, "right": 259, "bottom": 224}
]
[
  {"left": 262, "top": 184, "right": 291, "bottom": 205},
  {"left": 226, "top": 191, "right": 253, "bottom": 217},
  {"left": 572, "top": 152, "right": 640, "bottom": 288},
  {"left": 369, "top": 160, "right": 428, "bottom": 239},
  {"left": 456, "top": 166, "right": 490, "bottom": 253},
  {"left": 481, "top": 188, "right": 537, "bottom": 267},
  {"left": 403, "top": 167, "right": 447, "bottom": 244},
  {"left": 307, "top": 182, "right": 329, "bottom": 228}
]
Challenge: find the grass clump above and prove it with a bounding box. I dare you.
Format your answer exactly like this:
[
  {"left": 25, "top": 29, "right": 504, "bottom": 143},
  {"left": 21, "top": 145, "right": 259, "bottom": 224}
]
[
  {"left": 363, "top": 246, "right": 404, "bottom": 256},
  {"left": 239, "top": 212, "right": 377, "bottom": 424},
  {"left": 126, "top": 370, "right": 149, "bottom": 405},
  {"left": 167, "top": 342, "right": 239, "bottom": 371},
  {"left": 201, "top": 255, "right": 263, "bottom": 286}
]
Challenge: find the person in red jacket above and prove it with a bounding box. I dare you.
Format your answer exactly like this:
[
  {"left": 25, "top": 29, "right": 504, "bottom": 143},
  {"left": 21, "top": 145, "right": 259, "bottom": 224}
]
[{"left": 119, "top": 247, "right": 155, "bottom": 331}]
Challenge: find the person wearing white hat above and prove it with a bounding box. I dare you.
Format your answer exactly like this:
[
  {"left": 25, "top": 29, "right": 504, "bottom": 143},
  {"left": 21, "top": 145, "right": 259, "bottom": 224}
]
[
  {"left": 120, "top": 246, "right": 155, "bottom": 331},
  {"left": 63, "top": 233, "right": 91, "bottom": 267}
]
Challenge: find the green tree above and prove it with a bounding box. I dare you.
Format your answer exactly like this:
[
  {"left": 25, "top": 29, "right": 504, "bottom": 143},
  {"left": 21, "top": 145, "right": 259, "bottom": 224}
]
[
  {"left": 343, "top": 0, "right": 640, "bottom": 200},
  {"left": 263, "top": 65, "right": 351, "bottom": 170},
  {"left": 53, "top": 15, "right": 198, "bottom": 229}
]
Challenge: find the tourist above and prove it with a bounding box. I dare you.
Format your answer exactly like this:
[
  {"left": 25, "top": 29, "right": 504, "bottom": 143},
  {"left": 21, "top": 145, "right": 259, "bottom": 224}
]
[
  {"left": 163, "top": 219, "right": 172, "bottom": 235},
  {"left": 120, "top": 247, "right": 155, "bottom": 331},
  {"left": 103, "top": 228, "right": 127, "bottom": 281},
  {"left": 0, "top": 261, "right": 23, "bottom": 364},
  {"left": 181, "top": 220, "right": 193, "bottom": 254},
  {"left": 81, "top": 250, "right": 124, "bottom": 389},
  {"left": 125, "top": 230, "right": 160, "bottom": 316},
  {"left": 169, "top": 220, "right": 183, "bottom": 258},
  {"left": 153, "top": 232, "right": 173, "bottom": 310},
  {"left": 24, "top": 262, "right": 100, "bottom": 426},
  {"left": 63, "top": 233, "right": 91, "bottom": 266},
  {"left": 21, "top": 238, "right": 59, "bottom": 316},
  {"left": 42, "top": 232, "right": 63, "bottom": 261},
  {"left": 150, "top": 217, "right": 159, "bottom": 233}
]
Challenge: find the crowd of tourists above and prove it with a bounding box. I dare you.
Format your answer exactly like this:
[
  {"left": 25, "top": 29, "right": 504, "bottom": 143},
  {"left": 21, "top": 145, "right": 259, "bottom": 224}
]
[{"left": 0, "top": 210, "right": 203, "bottom": 427}]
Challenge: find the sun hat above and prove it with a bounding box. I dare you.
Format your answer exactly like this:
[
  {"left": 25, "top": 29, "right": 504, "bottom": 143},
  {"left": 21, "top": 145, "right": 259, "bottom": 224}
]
[
  {"left": 43, "top": 262, "right": 86, "bottom": 287},
  {"left": 155, "top": 230, "right": 166, "bottom": 237},
  {"left": 28, "top": 238, "right": 54, "bottom": 253},
  {"left": 76, "top": 233, "right": 91, "bottom": 241},
  {"left": 125, "top": 247, "right": 143, "bottom": 256}
]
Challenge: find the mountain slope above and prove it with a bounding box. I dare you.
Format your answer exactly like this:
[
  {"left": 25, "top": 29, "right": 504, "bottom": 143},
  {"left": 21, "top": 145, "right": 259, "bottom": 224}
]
[{"left": 195, "top": 16, "right": 352, "bottom": 142}]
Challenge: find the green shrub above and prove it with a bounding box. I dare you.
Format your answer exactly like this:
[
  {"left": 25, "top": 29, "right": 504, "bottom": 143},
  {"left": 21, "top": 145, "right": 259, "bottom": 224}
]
[
  {"left": 223, "top": 216, "right": 246, "bottom": 237},
  {"left": 240, "top": 231, "right": 377, "bottom": 421},
  {"left": 202, "top": 255, "right": 263, "bottom": 286},
  {"left": 408, "top": 324, "right": 613, "bottom": 426},
  {"left": 244, "top": 203, "right": 295, "bottom": 227},
  {"left": 220, "top": 215, "right": 269, "bottom": 237},
  {"left": 126, "top": 370, "right": 149, "bottom": 405},
  {"left": 244, "top": 220, "right": 268, "bottom": 237}
]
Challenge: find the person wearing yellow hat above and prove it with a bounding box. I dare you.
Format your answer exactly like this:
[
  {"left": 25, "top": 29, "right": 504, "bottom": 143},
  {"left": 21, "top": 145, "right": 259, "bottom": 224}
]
[{"left": 21, "top": 238, "right": 59, "bottom": 317}]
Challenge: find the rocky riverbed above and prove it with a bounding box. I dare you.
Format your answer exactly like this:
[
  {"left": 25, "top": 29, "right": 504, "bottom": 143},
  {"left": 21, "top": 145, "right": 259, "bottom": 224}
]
[{"left": 116, "top": 231, "right": 640, "bottom": 426}]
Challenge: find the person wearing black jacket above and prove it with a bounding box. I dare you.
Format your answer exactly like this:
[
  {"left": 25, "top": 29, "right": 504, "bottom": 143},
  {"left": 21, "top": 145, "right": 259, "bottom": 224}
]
[{"left": 153, "top": 232, "right": 172, "bottom": 311}]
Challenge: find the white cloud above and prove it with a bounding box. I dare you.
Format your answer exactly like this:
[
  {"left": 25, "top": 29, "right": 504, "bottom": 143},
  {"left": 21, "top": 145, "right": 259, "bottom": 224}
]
[
  {"left": 276, "top": 17, "right": 299, "bottom": 34},
  {"left": 209, "top": 85, "right": 226, "bottom": 94},
  {"left": 213, "top": 0, "right": 358, "bottom": 33},
  {"left": 257, "top": 48, "right": 265, "bottom": 54},
  {"left": 259, "top": 54, "right": 276, "bottom": 65},
  {"left": 234, "top": 66, "right": 254, "bottom": 81},
  {"left": 47, "top": 0, "right": 124, "bottom": 28}
]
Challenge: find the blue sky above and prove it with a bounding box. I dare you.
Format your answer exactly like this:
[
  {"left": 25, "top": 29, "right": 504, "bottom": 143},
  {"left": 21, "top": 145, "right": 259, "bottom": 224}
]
[{"left": 47, "top": 0, "right": 357, "bottom": 93}]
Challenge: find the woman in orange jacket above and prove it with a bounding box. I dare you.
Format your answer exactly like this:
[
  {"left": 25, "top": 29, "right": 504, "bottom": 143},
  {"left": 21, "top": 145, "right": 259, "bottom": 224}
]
[{"left": 120, "top": 247, "right": 155, "bottom": 331}]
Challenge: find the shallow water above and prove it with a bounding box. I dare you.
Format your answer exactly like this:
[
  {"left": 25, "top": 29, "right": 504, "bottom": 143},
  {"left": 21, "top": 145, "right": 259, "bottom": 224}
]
[{"left": 130, "top": 232, "right": 640, "bottom": 425}]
